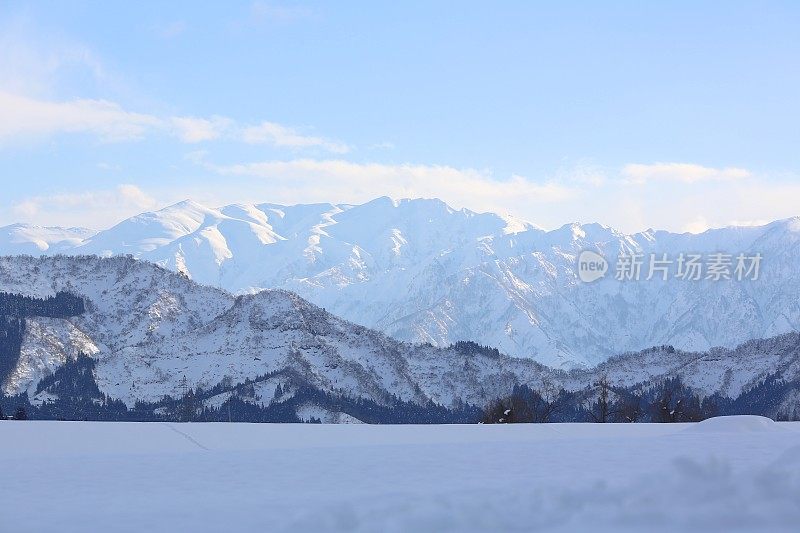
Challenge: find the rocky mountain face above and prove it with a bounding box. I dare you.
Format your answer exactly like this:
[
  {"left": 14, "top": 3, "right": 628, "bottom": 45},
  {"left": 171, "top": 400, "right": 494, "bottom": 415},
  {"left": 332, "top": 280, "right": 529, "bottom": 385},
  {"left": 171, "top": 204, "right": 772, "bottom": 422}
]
[
  {"left": 1, "top": 255, "right": 799, "bottom": 422},
  {"left": 4, "top": 198, "right": 800, "bottom": 368},
  {"left": 0, "top": 256, "right": 549, "bottom": 412}
]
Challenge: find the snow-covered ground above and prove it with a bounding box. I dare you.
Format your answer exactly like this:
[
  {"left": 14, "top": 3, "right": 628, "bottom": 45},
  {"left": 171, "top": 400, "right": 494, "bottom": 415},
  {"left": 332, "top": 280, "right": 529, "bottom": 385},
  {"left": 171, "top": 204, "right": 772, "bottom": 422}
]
[{"left": 2, "top": 417, "right": 799, "bottom": 532}]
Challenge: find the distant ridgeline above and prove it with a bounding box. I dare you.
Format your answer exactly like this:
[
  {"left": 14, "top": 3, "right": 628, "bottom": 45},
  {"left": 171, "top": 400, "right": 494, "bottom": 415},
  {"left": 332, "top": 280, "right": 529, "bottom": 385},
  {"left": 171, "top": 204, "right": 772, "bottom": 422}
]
[{"left": 0, "top": 292, "right": 86, "bottom": 395}]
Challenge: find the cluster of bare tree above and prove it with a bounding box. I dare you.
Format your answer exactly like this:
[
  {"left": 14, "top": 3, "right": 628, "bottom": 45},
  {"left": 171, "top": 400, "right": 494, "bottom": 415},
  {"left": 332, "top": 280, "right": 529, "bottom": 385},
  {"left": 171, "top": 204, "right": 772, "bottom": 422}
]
[
  {"left": 0, "top": 406, "right": 27, "bottom": 420},
  {"left": 482, "top": 376, "right": 719, "bottom": 423},
  {"left": 481, "top": 382, "right": 570, "bottom": 424}
]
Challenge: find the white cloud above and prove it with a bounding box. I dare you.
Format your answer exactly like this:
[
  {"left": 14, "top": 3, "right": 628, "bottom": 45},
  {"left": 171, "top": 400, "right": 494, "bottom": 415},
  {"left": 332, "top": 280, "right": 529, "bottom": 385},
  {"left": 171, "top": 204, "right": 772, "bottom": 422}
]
[
  {"left": 0, "top": 17, "right": 107, "bottom": 97},
  {"left": 170, "top": 116, "right": 230, "bottom": 143},
  {"left": 566, "top": 166, "right": 800, "bottom": 234},
  {"left": 5, "top": 160, "right": 800, "bottom": 235},
  {"left": 242, "top": 122, "right": 350, "bottom": 153},
  {"left": 1, "top": 159, "right": 576, "bottom": 229},
  {"left": 0, "top": 20, "right": 348, "bottom": 151},
  {"left": 0, "top": 91, "right": 161, "bottom": 142},
  {"left": 682, "top": 216, "right": 712, "bottom": 234},
  {"left": 11, "top": 185, "right": 160, "bottom": 228},
  {"left": 0, "top": 91, "right": 345, "bottom": 150},
  {"left": 622, "top": 162, "right": 750, "bottom": 185},
  {"left": 199, "top": 158, "right": 575, "bottom": 215},
  {"left": 194, "top": 158, "right": 797, "bottom": 235},
  {"left": 552, "top": 162, "right": 607, "bottom": 187}
]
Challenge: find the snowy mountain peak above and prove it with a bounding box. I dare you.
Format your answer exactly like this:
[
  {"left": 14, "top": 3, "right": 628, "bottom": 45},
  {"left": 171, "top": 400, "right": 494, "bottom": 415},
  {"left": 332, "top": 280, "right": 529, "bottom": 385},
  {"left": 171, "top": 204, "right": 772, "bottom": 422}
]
[
  {"left": 0, "top": 224, "right": 96, "bottom": 254},
  {"left": 164, "top": 198, "right": 209, "bottom": 211},
  {"left": 2, "top": 198, "right": 800, "bottom": 367}
]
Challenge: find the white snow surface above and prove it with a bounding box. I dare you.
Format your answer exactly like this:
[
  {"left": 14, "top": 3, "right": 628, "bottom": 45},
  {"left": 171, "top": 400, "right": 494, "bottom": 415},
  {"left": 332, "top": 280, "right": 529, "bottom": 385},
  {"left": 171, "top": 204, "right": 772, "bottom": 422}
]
[
  {"left": 0, "top": 224, "right": 96, "bottom": 254},
  {"left": 5, "top": 197, "right": 800, "bottom": 367},
  {"left": 1, "top": 417, "right": 799, "bottom": 532}
]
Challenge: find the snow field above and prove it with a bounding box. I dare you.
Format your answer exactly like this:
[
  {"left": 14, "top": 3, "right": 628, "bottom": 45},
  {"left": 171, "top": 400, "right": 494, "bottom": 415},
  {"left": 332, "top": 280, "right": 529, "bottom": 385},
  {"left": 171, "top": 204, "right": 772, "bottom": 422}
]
[{"left": 2, "top": 416, "right": 799, "bottom": 532}]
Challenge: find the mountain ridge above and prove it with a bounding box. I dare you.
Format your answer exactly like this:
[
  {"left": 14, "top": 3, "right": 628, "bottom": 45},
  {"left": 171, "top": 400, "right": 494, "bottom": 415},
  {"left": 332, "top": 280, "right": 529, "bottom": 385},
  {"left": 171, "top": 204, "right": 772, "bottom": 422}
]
[
  {"left": 3, "top": 197, "right": 800, "bottom": 367},
  {"left": 2, "top": 255, "right": 799, "bottom": 422}
]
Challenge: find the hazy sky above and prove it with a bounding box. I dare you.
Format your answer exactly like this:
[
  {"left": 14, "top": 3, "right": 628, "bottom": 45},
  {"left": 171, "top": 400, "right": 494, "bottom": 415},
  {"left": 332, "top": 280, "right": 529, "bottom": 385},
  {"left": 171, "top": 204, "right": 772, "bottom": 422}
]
[{"left": 1, "top": 1, "right": 799, "bottom": 232}]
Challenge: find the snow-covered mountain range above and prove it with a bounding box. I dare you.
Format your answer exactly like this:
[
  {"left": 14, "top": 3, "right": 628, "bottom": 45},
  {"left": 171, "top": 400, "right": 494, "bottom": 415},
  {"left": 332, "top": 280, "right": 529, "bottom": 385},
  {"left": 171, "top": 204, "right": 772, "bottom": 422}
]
[
  {"left": 3, "top": 197, "right": 800, "bottom": 368},
  {"left": 0, "top": 256, "right": 544, "bottom": 411},
  {"left": 2, "top": 255, "right": 800, "bottom": 420}
]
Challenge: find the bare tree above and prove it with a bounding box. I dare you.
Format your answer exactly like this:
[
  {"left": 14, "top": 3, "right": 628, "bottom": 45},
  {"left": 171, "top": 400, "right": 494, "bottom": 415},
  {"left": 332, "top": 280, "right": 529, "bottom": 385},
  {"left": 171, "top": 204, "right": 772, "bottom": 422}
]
[
  {"left": 651, "top": 377, "right": 712, "bottom": 422},
  {"left": 481, "top": 395, "right": 534, "bottom": 423},
  {"left": 585, "top": 375, "right": 615, "bottom": 423},
  {"left": 482, "top": 381, "right": 566, "bottom": 424},
  {"left": 530, "top": 379, "right": 565, "bottom": 423},
  {"left": 616, "top": 392, "right": 644, "bottom": 422}
]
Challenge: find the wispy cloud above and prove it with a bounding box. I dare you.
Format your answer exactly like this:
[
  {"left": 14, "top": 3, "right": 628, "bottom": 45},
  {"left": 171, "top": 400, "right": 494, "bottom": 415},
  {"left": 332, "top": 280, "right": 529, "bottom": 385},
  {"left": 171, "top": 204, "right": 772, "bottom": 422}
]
[
  {"left": 7, "top": 159, "right": 800, "bottom": 235},
  {"left": 189, "top": 157, "right": 800, "bottom": 235},
  {"left": 0, "top": 15, "right": 109, "bottom": 97},
  {"left": 0, "top": 91, "right": 161, "bottom": 142},
  {"left": 622, "top": 162, "right": 750, "bottom": 185},
  {"left": 242, "top": 122, "right": 350, "bottom": 153},
  {"left": 170, "top": 116, "right": 230, "bottom": 143},
  {"left": 0, "top": 91, "right": 347, "bottom": 151},
  {"left": 12, "top": 185, "right": 159, "bottom": 227},
  {"left": 196, "top": 157, "right": 575, "bottom": 214}
]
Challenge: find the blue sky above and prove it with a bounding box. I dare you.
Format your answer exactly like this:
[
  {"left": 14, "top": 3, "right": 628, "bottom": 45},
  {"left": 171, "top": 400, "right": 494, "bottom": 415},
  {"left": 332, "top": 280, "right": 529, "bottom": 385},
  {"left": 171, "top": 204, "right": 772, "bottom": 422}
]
[{"left": 1, "top": 1, "right": 799, "bottom": 232}]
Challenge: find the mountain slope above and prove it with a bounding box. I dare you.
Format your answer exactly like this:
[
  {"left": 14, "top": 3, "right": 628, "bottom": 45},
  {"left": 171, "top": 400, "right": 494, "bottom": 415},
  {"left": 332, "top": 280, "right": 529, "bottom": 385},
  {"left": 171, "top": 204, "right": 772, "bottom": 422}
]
[
  {"left": 2, "top": 256, "right": 800, "bottom": 420},
  {"left": 0, "top": 224, "right": 96, "bottom": 255},
  {"left": 3, "top": 199, "right": 800, "bottom": 368},
  {"left": 0, "top": 256, "right": 551, "bottom": 409}
]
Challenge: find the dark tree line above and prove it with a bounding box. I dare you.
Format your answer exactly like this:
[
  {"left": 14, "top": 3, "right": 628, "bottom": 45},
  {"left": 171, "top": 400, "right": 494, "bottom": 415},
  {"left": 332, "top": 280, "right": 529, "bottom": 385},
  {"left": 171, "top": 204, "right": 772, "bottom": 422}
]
[
  {"left": 482, "top": 376, "right": 724, "bottom": 424},
  {"left": 4, "top": 362, "right": 798, "bottom": 424},
  {"left": 1, "top": 291, "right": 87, "bottom": 397},
  {"left": 2, "top": 358, "right": 483, "bottom": 424},
  {"left": 0, "top": 316, "right": 25, "bottom": 386},
  {"left": 451, "top": 340, "right": 503, "bottom": 360},
  {"left": 482, "top": 383, "right": 576, "bottom": 423},
  {"left": 0, "top": 291, "right": 85, "bottom": 319},
  {"left": 169, "top": 380, "right": 482, "bottom": 424}
]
